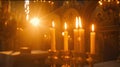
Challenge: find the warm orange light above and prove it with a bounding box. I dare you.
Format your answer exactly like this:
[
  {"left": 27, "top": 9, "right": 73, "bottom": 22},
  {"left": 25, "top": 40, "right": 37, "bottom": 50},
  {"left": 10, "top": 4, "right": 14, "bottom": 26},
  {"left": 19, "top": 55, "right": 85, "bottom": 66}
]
[
  {"left": 62, "top": 32, "right": 64, "bottom": 36},
  {"left": 24, "top": 0, "right": 30, "bottom": 21},
  {"left": 76, "top": 17, "right": 79, "bottom": 29},
  {"left": 17, "top": 27, "right": 23, "bottom": 31},
  {"left": 30, "top": 17, "right": 40, "bottom": 27},
  {"left": 79, "top": 17, "right": 82, "bottom": 28},
  {"left": 108, "top": 0, "right": 110, "bottom": 2},
  {"left": 26, "top": 15, "right": 29, "bottom": 20},
  {"left": 92, "top": 24, "right": 95, "bottom": 32},
  {"left": 117, "top": 1, "right": 119, "bottom": 4},
  {"left": 64, "top": 22, "right": 67, "bottom": 30},
  {"left": 52, "top": 21, "right": 55, "bottom": 28},
  {"left": 98, "top": 1, "right": 102, "bottom": 5},
  {"left": 44, "top": 34, "right": 47, "bottom": 38},
  {"left": 20, "top": 47, "right": 29, "bottom": 50}
]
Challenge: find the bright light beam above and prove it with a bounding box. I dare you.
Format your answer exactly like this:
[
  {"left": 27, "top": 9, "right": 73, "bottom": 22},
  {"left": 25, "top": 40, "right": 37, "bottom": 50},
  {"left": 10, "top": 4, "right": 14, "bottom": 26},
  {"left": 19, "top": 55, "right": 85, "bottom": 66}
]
[
  {"left": 25, "top": 0, "right": 30, "bottom": 21},
  {"left": 30, "top": 17, "right": 40, "bottom": 27}
]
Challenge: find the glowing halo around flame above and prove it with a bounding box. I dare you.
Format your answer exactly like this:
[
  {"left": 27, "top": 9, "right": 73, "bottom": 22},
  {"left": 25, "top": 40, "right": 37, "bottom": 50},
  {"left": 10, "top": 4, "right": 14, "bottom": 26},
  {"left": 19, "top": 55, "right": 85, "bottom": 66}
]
[
  {"left": 92, "top": 24, "right": 95, "bottom": 32},
  {"left": 30, "top": 17, "right": 40, "bottom": 27}
]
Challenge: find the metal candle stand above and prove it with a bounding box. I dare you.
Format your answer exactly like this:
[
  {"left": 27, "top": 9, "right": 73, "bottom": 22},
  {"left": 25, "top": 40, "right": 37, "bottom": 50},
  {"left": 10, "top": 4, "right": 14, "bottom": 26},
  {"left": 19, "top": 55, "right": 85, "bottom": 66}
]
[
  {"left": 60, "top": 50, "right": 71, "bottom": 67},
  {"left": 47, "top": 50, "right": 97, "bottom": 67},
  {"left": 71, "top": 51, "right": 87, "bottom": 67},
  {"left": 86, "top": 53, "right": 96, "bottom": 67},
  {"left": 46, "top": 50, "right": 60, "bottom": 67}
]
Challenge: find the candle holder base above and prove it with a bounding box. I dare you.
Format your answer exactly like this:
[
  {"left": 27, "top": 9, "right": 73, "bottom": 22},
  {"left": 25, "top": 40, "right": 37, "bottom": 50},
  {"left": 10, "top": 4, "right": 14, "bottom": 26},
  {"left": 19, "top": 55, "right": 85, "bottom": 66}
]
[
  {"left": 71, "top": 51, "right": 87, "bottom": 67},
  {"left": 86, "top": 53, "right": 97, "bottom": 67},
  {"left": 46, "top": 50, "right": 61, "bottom": 67},
  {"left": 60, "top": 50, "right": 71, "bottom": 67}
]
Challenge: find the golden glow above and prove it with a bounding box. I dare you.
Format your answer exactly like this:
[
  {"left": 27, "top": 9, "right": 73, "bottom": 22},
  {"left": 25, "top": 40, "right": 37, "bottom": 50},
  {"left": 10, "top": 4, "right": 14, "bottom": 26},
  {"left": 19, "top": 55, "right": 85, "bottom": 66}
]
[
  {"left": 92, "top": 24, "right": 95, "bottom": 32},
  {"left": 68, "top": 35, "right": 70, "bottom": 38},
  {"left": 66, "top": 1, "right": 69, "bottom": 4},
  {"left": 117, "top": 1, "right": 120, "bottom": 4},
  {"left": 24, "top": 0, "right": 30, "bottom": 21},
  {"left": 54, "top": 56, "right": 58, "bottom": 59},
  {"left": 17, "top": 28, "right": 23, "bottom": 31},
  {"left": 62, "top": 32, "right": 64, "bottom": 36},
  {"left": 44, "top": 34, "right": 47, "bottom": 38},
  {"left": 30, "top": 17, "right": 40, "bottom": 27},
  {"left": 43, "top": 0, "right": 46, "bottom": 2},
  {"left": 51, "top": 2, "right": 54, "bottom": 5},
  {"left": 79, "top": 17, "right": 82, "bottom": 28},
  {"left": 76, "top": 17, "right": 79, "bottom": 29},
  {"left": 52, "top": 21, "right": 55, "bottom": 28},
  {"left": 98, "top": 1, "right": 102, "bottom": 5},
  {"left": 108, "top": 0, "right": 110, "bottom": 2},
  {"left": 26, "top": 15, "right": 29, "bottom": 20},
  {"left": 64, "top": 22, "right": 67, "bottom": 30},
  {"left": 65, "top": 56, "right": 70, "bottom": 59},
  {"left": 20, "top": 47, "right": 29, "bottom": 50}
]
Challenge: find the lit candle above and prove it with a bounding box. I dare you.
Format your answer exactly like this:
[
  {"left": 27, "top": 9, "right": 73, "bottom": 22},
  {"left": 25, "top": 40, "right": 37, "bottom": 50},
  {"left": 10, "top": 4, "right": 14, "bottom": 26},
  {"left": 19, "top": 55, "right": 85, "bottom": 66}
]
[
  {"left": 50, "top": 21, "right": 56, "bottom": 51},
  {"left": 78, "top": 17, "right": 85, "bottom": 53},
  {"left": 74, "top": 17, "right": 79, "bottom": 52},
  {"left": 90, "top": 24, "right": 96, "bottom": 54},
  {"left": 64, "top": 22, "right": 68, "bottom": 51}
]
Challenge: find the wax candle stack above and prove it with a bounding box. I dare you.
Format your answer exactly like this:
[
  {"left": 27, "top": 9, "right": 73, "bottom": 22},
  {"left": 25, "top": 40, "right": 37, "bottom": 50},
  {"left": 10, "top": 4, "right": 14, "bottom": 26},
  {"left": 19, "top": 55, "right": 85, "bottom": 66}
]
[
  {"left": 49, "top": 17, "right": 96, "bottom": 54},
  {"left": 73, "top": 17, "right": 79, "bottom": 52},
  {"left": 90, "top": 24, "right": 96, "bottom": 54},
  {"left": 64, "top": 22, "right": 68, "bottom": 51},
  {"left": 50, "top": 21, "right": 56, "bottom": 52},
  {"left": 74, "top": 17, "right": 85, "bottom": 53},
  {"left": 78, "top": 17, "right": 85, "bottom": 53}
]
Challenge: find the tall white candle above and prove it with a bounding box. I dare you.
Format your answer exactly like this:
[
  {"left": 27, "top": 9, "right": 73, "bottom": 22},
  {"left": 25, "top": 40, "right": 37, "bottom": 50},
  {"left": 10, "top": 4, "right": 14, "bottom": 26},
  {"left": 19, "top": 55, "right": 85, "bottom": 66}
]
[
  {"left": 64, "top": 22, "right": 68, "bottom": 51},
  {"left": 74, "top": 17, "right": 79, "bottom": 52},
  {"left": 78, "top": 17, "right": 85, "bottom": 53},
  {"left": 90, "top": 24, "right": 96, "bottom": 54},
  {"left": 50, "top": 21, "right": 56, "bottom": 51}
]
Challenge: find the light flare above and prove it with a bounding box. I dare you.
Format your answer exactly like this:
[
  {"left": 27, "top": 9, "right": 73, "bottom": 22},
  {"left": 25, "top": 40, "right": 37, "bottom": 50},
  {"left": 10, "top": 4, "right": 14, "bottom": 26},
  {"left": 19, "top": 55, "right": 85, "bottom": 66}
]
[
  {"left": 92, "top": 24, "right": 95, "bottom": 32},
  {"left": 24, "top": 0, "right": 30, "bottom": 21},
  {"left": 52, "top": 21, "right": 55, "bottom": 28},
  {"left": 79, "top": 17, "right": 82, "bottom": 28},
  {"left": 64, "top": 22, "right": 67, "bottom": 30},
  {"left": 76, "top": 17, "right": 79, "bottom": 29},
  {"left": 30, "top": 17, "right": 40, "bottom": 27}
]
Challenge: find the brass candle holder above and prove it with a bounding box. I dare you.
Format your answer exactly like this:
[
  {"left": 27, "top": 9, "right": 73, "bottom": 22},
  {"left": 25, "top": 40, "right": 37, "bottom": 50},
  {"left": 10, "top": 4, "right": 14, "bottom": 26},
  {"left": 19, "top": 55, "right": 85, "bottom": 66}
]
[
  {"left": 60, "top": 50, "right": 71, "bottom": 67},
  {"left": 71, "top": 51, "right": 87, "bottom": 67},
  {"left": 86, "top": 53, "right": 96, "bottom": 67},
  {"left": 46, "top": 50, "right": 60, "bottom": 67}
]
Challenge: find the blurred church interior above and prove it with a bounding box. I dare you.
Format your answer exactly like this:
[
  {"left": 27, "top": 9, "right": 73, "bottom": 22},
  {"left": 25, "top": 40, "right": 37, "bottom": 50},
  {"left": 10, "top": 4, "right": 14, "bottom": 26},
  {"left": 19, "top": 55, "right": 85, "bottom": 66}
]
[{"left": 0, "top": 0, "right": 120, "bottom": 67}]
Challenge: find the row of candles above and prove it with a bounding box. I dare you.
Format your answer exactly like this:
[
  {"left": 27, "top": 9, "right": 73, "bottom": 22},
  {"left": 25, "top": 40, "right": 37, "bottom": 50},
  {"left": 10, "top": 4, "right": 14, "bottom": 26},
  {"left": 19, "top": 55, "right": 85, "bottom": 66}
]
[{"left": 50, "top": 17, "right": 95, "bottom": 54}]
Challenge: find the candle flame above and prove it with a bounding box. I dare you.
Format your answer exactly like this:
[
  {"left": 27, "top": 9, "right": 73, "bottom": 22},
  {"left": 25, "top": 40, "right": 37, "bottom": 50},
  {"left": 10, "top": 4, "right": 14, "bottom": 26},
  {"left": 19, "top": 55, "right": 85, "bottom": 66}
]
[
  {"left": 62, "top": 32, "right": 64, "bottom": 36},
  {"left": 30, "top": 17, "right": 40, "bottom": 27},
  {"left": 92, "top": 24, "right": 94, "bottom": 32},
  {"left": 79, "top": 17, "right": 82, "bottom": 28},
  {"left": 64, "top": 22, "right": 67, "bottom": 30},
  {"left": 76, "top": 17, "right": 78, "bottom": 29},
  {"left": 52, "top": 21, "right": 55, "bottom": 28}
]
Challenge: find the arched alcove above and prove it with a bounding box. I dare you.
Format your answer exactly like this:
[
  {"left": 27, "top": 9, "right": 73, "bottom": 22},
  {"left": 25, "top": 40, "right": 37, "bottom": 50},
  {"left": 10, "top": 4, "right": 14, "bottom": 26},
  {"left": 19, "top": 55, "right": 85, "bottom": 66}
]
[
  {"left": 90, "top": 3, "right": 120, "bottom": 61},
  {"left": 62, "top": 8, "right": 79, "bottom": 28}
]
